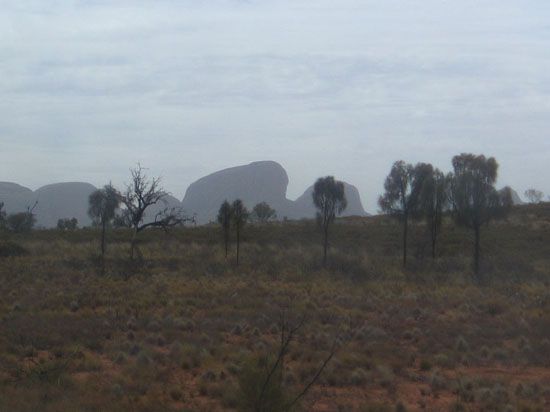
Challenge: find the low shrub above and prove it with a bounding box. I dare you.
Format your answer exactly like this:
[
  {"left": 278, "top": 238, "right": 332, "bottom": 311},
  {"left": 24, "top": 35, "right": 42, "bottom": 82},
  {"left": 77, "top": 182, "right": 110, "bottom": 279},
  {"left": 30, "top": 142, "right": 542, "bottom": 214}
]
[{"left": 0, "top": 241, "right": 28, "bottom": 257}]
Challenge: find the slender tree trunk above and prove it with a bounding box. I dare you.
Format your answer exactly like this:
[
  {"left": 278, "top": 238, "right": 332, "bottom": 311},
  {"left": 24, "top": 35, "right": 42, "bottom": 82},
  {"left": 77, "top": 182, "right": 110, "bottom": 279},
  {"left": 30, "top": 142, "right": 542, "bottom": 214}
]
[
  {"left": 431, "top": 231, "right": 437, "bottom": 260},
  {"left": 323, "top": 223, "right": 329, "bottom": 267},
  {"left": 236, "top": 226, "right": 240, "bottom": 266},
  {"left": 474, "top": 224, "right": 481, "bottom": 278},
  {"left": 101, "top": 220, "right": 106, "bottom": 258},
  {"left": 224, "top": 230, "right": 228, "bottom": 258},
  {"left": 101, "top": 220, "right": 107, "bottom": 275},
  {"left": 130, "top": 227, "right": 138, "bottom": 260},
  {"left": 403, "top": 215, "right": 408, "bottom": 267},
  {"left": 431, "top": 218, "right": 437, "bottom": 260}
]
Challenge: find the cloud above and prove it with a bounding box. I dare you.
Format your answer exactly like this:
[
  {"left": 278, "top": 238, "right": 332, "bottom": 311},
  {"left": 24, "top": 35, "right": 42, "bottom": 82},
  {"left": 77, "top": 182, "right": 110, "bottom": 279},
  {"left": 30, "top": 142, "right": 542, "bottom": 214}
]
[{"left": 1, "top": 0, "right": 549, "bottom": 211}]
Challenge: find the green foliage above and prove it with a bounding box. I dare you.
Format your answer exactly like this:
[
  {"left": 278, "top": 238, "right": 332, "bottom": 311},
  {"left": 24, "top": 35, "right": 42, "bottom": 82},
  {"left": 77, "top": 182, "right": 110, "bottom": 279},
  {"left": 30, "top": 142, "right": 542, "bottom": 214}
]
[
  {"left": 524, "top": 188, "right": 544, "bottom": 204},
  {"left": 6, "top": 212, "right": 35, "bottom": 233},
  {"left": 57, "top": 218, "right": 78, "bottom": 231},
  {"left": 232, "top": 199, "right": 249, "bottom": 230},
  {"left": 450, "top": 154, "right": 511, "bottom": 229},
  {"left": 379, "top": 161, "right": 429, "bottom": 266},
  {"left": 419, "top": 359, "right": 432, "bottom": 371},
  {"left": 232, "top": 199, "right": 249, "bottom": 265},
  {"left": 0, "top": 240, "right": 28, "bottom": 257},
  {"left": 378, "top": 161, "right": 417, "bottom": 218},
  {"left": 450, "top": 153, "right": 513, "bottom": 275},
  {"left": 88, "top": 184, "right": 120, "bottom": 226},
  {"left": 417, "top": 167, "right": 451, "bottom": 258},
  {"left": 312, "top": 176, "right": 347, "bottom": 265},
  {"left": 218, "top": 200, "right": 233, "bottom": 228},
  {"left": 252, "top": 202, "right": 277, "bottom": 223},
  {"left": 218, "top": 200, "right": 233, "bottom": 257},
  {"left": 312, "top": 176, "right": 347, "bottom": 228}
]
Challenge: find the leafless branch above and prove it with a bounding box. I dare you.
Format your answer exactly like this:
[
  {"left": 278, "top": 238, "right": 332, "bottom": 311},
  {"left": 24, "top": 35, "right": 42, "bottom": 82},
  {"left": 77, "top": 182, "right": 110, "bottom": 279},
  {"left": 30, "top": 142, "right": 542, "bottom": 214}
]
[
  {"left": 257, "top": 312, "right": 306, "bottom": 410},
  {"left": 284, "top": 333, "right": 340, "bottom": 410},
  {"left": 27, "top": 200, "right": 38, "bottom": 214}
]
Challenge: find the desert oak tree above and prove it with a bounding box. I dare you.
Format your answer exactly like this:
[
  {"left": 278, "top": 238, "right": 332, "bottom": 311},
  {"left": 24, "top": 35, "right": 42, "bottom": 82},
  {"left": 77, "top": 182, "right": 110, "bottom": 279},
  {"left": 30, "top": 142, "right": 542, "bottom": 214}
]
[
  {"left": 450, "top": 154, "right": 512, "bottom": 278},
  {"left": 231, "top": 199, "right": 249, "bottom": 266},
  {"left": 379, "top": 161, "right": 428, "bottom": 267},
  {"left": 312, "top": 176, "right": 347, "bottom": 266},
  {"left": 88, "top": 183, "right": 120, "bottom": 264},
  {"left": 418, "top": 166, "right": 450, "bottom": 259},
  {"left": 524, "top": 189, "right": 544, "bottom": 204},
  {"left": 252, "top": 202, "right": 277, "bottom": 223},
  {"left": 217, "top": 200, "right": 233, "bottom": 258}
]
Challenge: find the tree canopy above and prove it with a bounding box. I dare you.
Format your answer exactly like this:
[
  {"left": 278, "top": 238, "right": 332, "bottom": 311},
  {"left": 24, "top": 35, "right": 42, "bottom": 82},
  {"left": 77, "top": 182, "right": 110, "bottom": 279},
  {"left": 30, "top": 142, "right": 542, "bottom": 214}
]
[
  {"left": 450, "top": 153, "right": 513, "bottom": 276},
  {"left": 312, "top": 176, "right": 347, "bottom": 266},
  {"left": 252, "top": 202, "right": 277, "bottom": 223},
  {"left": 217, "top": 200, "right": 233, "bottom": 258}
]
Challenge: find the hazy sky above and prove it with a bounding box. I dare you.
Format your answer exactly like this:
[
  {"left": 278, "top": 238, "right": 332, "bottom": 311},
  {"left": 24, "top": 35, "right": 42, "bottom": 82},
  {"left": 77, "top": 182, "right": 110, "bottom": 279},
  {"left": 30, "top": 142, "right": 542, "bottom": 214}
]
[{"left": 1, "top": 0, "right": 549, "bottom": 212}]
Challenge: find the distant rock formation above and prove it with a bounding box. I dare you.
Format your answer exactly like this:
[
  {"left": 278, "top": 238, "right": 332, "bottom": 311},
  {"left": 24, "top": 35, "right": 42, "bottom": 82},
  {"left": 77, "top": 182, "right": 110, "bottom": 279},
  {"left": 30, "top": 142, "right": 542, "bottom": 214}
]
[
  {"left": 0, "top": 182, "right": 33, "bottom": 198},
  {"left": 182, "top": 161, "right": 295, "bottom": 224},
  {"left": 0, "top": 182, "right": 97, "bottom": 228},
  {"left": 33, "top": 183, "right": 97, "bottom": 228},
  {"left": 0, "top": 182, "right": 35, "bottom": 215},
  {"left": 0, "top": 180, "right": 190, "bottom": 228},
  {"left": 181, "top": 161, "right": 367, "bottom": 223},
  {"left": 1, "top": 160, "right": 368, "bottom": 227}
]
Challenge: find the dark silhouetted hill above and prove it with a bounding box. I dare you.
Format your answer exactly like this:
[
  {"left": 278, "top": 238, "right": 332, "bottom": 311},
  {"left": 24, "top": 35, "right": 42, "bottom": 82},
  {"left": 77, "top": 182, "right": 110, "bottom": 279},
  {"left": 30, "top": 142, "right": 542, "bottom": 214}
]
[{"left": 181, "top": 161, "right": 367, "bottom": 223}]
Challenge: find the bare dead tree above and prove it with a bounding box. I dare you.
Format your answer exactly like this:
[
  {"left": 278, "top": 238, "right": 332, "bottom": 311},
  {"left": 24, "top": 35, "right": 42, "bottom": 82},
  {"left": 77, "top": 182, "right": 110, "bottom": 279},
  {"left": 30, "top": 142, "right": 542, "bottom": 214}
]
[
  {"left": 120, "top": 164, "right": 190, "bottom": 260},
  {"left": 27, "top": 200, "right": 38, "bottom": 214}
]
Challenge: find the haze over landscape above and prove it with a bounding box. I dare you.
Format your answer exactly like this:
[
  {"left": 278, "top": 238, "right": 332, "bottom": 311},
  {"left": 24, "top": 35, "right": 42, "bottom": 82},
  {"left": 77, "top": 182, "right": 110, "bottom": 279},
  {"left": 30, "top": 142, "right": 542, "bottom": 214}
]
[
  {"left": 2, "top": 0, "right": 550, "bottom": 212},
  {"left": 3, "top": 2, "right": 550, "bottom": 411}
]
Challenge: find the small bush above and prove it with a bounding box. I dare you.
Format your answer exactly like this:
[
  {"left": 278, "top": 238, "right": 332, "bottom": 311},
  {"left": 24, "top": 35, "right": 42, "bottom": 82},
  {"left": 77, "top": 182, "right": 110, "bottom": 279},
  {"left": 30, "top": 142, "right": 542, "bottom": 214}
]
[
  {"left": 169, "top": 387, "right": 183, "bottom": 401},
  {"left": 361, "top": 402, "right": 391, "bottom": 412},
  {"left": 350, "top": 368, "right": 369, "bottom": 385},
  {"left": 429, "top": 370, "right": 447, "bottom": 391},
  {"left": 0, "top": 241, "right": 28, "bottom": 257},
  {"left": 455, "top": 336, "right": 469, "bottom": 352},
  {"left": 492, "top": 348, "right": 508, "bottom": 362},
  {"left": 377, "top": 365, "right": 395, "bottom": 388},
  {"left": 395, "top": 401, "right": 407, "bottom": 412},
  {"left": 419, "top": 359, "right": 432, "bottom": 371}
]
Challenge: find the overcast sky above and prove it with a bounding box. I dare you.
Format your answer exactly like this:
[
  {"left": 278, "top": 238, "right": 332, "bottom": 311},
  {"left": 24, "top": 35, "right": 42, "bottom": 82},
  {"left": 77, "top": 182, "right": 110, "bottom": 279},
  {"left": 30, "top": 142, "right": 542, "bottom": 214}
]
[{"left": 1, "top": 0, "right": 549, "bottom": 212}]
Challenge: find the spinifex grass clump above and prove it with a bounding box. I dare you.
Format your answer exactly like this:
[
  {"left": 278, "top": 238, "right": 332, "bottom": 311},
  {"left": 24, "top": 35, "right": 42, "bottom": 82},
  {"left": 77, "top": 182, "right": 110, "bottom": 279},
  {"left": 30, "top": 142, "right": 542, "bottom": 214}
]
[{"left": 0, "top": 203, "right": 549, "bottom": 411}]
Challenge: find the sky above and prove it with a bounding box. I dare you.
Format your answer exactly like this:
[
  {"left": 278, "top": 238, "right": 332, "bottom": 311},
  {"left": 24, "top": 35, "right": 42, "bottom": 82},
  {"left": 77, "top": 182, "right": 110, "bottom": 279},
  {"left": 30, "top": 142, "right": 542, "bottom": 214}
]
[{"left": 1, "top": 0, "right": 549, "bottom": 213}]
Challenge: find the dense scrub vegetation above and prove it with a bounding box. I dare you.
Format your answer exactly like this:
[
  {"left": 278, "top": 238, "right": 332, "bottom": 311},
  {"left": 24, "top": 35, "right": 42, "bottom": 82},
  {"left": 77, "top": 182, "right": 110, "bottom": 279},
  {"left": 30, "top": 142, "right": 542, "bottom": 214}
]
[{"left": 0, "top": 203, "right": 549, "bottom": 411}]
